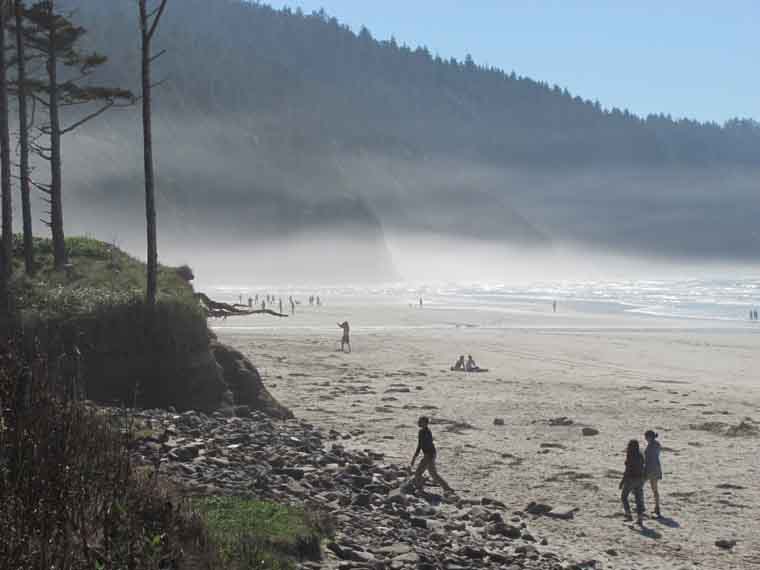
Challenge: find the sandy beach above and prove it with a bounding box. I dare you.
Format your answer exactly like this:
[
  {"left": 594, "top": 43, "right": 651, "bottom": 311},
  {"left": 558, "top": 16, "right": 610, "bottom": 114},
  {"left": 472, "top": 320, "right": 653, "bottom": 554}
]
[{"left": 214, "top": 295, "right": 760, "bottom": 570}]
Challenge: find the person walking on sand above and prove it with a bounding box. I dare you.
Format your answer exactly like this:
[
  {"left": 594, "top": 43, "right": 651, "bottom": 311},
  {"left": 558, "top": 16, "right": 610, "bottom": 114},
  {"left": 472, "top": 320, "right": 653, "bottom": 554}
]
[
  {"left": 644, "top": 430, "right": 663, "bottom": 517},
  {"left": 337, "top": 321, "right": 351, "bottom": 353},
  {"left": 410, "top": 416, "right": 454, "bottom": 495},
  {"left": 619, "top": 439, "right": 646, "bottom": 524}
]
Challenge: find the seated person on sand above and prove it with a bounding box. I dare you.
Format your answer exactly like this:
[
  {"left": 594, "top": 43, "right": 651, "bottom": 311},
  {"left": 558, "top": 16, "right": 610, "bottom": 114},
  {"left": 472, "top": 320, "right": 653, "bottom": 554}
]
[
  {"left": 451, "top": 355, "right": 465, "bottom": 371},
  {"left": 465, "top": 354, "right": 487, "bottom": 372}
]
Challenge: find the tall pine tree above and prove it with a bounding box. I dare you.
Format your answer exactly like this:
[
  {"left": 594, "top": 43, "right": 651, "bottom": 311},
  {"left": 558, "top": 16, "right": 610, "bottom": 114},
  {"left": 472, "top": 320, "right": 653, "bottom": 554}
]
[
  {"left": 14, "top": 0, "right": 33, "bottom": 275},
  {"left": 23, "top": 0, "right": 132, "bottom": 271},
  {"left": 138, "top": 0, "right": 168, "bottom": 308},
  {"left": 0, "top": 0, "right": 13, "bottom": 318}
]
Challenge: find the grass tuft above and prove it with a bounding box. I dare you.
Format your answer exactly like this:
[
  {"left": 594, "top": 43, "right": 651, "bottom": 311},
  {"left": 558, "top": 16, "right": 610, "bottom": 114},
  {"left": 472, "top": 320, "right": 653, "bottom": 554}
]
[{"left": 191, "top": 496, "right": 331, "bottom": 569}]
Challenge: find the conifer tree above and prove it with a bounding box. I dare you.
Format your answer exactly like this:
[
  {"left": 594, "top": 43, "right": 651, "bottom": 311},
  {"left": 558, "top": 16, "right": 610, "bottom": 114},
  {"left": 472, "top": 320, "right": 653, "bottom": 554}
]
[
  {"left": 23, "top": 0, "right": 132, "bottom": 271},
  {"left": 138, "top": 0, "right": 168, "bottom": 308},
  {"left": 0, "top": 0, "right": 13, "bottom": 317},
  {"left": 13, "top": 0, "right": 33, "bottom": 274}
]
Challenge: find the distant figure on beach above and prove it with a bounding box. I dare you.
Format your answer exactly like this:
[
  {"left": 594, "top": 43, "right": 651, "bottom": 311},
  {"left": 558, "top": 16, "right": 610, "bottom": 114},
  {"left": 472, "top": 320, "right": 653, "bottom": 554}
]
[
  {"left": 553, "top": 300, "right": 557, "bottom": 313},
  {"left": 290, "top": 296, "right": 295, "bottom": 315},
  {"left": 317, "top": 296, "right": 321, "bottom": 307},
  {"left": 248, "top": 297, "right": 253, "bottom": 308},
  {"left": 419, "top": 297, "right": 423, "bottom": 308},
  {"left": 410, "top": 416, "right": 454, "bottom": 495},
  {"left": 644, "top": 430, "right": 663, "bottom": 517},
  {"left": 451, "top": 355, "right": 465, "bottom": 371},
  {"left": 254, "top": 294, "right": 258, "bottom": 305},
  {"left": 279, "top": 298, "right": 283, "bottom": 314},
  {"left": 337, "top": 321, "right": 351, "bottom": 353},
  {"left": 619, "top": 439, "right": 646, "bottom": 525},
  {"left": 261, "top": 300, "right": 266, "bottom": 311},
  {"left": 465, "top": 354, "right": 482, "bottom": 372}
]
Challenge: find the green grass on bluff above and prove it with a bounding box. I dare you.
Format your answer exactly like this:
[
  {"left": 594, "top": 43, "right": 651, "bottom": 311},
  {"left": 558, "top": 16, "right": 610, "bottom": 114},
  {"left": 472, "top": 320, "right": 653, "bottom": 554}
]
[
  {"left": 11, "top": 235, "right": 197, "bottom": 320},
  {"left": 191, "top": 496, "right": 331, "bottom": 570}
]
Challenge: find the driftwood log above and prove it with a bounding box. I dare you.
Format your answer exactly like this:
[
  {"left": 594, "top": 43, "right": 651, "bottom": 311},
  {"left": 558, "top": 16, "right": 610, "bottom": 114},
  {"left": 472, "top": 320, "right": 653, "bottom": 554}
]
[{"left": 196, "top": 292, "right": 288, "bottom": 318}]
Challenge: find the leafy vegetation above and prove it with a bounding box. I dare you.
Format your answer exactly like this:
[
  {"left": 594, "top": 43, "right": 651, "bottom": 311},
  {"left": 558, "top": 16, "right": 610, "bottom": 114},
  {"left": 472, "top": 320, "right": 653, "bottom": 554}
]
[
  {"left": 192, "top": 496, "right": 331, "bottom": 569},
  {"left": 10, "top": 235, "right": 196, "bottom": 320},
  {"left": 0, "top": 344, "right": 217, "bottom": 569}
]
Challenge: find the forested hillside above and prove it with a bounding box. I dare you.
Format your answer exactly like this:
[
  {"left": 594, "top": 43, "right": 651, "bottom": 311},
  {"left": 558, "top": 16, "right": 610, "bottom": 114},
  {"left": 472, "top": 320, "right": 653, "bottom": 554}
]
[{"left": 45, "top": 0, "right": 760, "bottom": 274}]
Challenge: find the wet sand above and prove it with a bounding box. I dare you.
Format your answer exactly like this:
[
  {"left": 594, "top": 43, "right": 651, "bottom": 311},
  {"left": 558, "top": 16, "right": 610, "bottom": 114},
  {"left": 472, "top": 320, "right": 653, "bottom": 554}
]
[{"left": 215, "top": 296, "right": 760, "bottom": 570}]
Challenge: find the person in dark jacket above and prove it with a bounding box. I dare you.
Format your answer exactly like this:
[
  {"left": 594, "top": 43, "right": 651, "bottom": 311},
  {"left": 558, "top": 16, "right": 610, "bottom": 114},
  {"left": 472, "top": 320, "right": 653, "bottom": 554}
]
[
  {"left": 619, "top": 439, "right": 645, "bottom": 524},
  {"left": 411, "top": 416, "right": 454, "bottom": 494},
  {"left": 644, "top": 430, "right": 663, "bottom": 517}
]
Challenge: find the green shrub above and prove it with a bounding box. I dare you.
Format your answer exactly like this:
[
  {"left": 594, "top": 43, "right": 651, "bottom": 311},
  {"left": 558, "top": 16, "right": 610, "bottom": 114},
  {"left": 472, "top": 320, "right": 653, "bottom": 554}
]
[
  {"left": 0, "top": 344, "right": 218, "bottom": 569},
  {"left": 191, "top": 496, "right": 331, "bottom": 569}
]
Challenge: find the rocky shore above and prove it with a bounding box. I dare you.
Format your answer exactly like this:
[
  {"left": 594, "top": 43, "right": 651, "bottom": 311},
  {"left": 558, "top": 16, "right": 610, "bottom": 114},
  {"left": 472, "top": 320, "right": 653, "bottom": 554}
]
[{"left": 128, "top": 407, "right": 595, "bottom": 570}]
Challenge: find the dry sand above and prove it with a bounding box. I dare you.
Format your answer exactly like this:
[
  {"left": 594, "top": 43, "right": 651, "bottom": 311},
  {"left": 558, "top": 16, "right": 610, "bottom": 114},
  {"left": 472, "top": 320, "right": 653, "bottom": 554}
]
[{"left": 215, "top": 296, "right": 760, "bottom": 570}]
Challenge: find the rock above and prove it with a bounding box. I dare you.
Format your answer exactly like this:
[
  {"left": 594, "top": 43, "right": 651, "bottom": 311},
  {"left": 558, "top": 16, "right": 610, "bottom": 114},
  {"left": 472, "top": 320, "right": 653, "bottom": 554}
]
[
  {"left": 481, "top": 497, "right": 507, "bottom": 510},
  {"left": 525, "top": 502, "right": 553, "bottom": 515},
  {"left": 549, "top": 416, "right": 573, "bottom": 426},
  {"left": 377, "top": 544, "right": 413, "bottom": 557},
  {"left": 459, "top": 545, "right": 485, "bottom": 559},
  {"left": 326, "top": 541, "right": 346, "bottom": 558},
  {"left": 486, "top": 522, "right": 522, "bottom": 539},
  {"left": 410, "top": 517, "right": 428, "bottom": 529},
  {"left": 211, "top": 342, "right": 293, "bottom": 419},
  {"left": 392, "top": 552, "right": 419, "bottom": 564},
  {"left": 582, "top": 427, "right": 599, "bottom": 436},
  {"left": 547, "top": 505, "right": 577, "bottom": 520},
  {"left": 485, "top": 550, "right": 509, "bottom": 564},
  {"left": 352, "top": 493, "right": 371, "bottom": 508},
  {"left": 169, "top": 444, "right": 202, "bottom": 462},
  {"left": 605, "top": 549, "right": 618, "bottom": 556},
  {"left": 493, "top": 418, "right": 505, "bottom": 426},
  {"left": 715, "top": 539, "right": 737, "bottom": 549}
]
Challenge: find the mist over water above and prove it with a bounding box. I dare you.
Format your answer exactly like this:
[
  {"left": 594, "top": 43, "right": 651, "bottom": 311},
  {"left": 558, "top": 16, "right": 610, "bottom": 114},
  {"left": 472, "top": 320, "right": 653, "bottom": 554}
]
[{"left": 189, "top": 231, "right": 760, "bottom": 323}]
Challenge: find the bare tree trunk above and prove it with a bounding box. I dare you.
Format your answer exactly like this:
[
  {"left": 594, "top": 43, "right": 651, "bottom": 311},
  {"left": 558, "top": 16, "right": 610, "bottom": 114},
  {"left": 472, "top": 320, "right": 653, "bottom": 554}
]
[
  {"left": 47, "top": 0, "right": 65, "bottom": 271},
  {"left": 139, "top": 0, "right": 167, "bottom": 308},
  {"left": 15, "top": 0, "right": 34, "bottom": 275},
  {"left": 0, "top": 1, "right": 13, "bottom": 316}
]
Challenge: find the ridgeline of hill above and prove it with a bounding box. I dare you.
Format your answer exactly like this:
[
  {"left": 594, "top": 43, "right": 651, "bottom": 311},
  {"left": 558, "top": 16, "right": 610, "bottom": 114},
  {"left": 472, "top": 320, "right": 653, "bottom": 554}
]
[{"left": 44, "top": 0, "right": 760, "bottom": 268}]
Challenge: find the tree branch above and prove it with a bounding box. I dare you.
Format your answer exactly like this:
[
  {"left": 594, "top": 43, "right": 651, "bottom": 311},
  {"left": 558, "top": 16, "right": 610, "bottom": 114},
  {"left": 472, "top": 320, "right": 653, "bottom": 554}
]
[
  {"left": 149, "top": 48, "right": 166, "bottom": 63},
  {"left": 148, "top": 0, "right": 169, "bottom": 40},
  {"left": 60, "top": 100, "right": 115, "bottom": 135}
]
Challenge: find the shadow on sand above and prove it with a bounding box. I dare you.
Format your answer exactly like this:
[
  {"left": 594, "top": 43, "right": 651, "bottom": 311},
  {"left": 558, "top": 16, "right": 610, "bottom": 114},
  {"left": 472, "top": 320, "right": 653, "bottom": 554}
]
[
  {"left": 654, "top": 516, "right": 680, "bottom": 529},
  {"left": 630, "top": 524, "right": 663, "bottom": 539}
]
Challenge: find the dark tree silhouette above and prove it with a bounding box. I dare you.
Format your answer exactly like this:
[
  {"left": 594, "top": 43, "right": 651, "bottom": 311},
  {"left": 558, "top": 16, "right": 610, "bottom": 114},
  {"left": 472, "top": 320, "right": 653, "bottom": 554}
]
[
  {"left": 0, "top": 0, "right": 12, "bottom": 317},
  {"left": 14, "top": 0, "right": 34, "bottom": 275},
  {"left": 23, "top": 0, "right": 132, "bottom": 271},
  {"left": 138, "top": 0, "right": 168, "bottom": 308}
]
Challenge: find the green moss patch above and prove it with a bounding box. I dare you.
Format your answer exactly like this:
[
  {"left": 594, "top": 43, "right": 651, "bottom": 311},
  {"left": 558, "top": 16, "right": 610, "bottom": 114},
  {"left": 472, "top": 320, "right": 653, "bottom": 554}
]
[{"left": 191, "top": 496, "right": 330, "bottom": 569}]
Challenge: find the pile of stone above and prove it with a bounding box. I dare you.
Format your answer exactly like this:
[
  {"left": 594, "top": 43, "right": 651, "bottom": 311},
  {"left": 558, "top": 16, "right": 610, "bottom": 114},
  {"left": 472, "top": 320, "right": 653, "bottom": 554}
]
[{"left": 125, "top": 408, "right": 590, "bottom": 570}]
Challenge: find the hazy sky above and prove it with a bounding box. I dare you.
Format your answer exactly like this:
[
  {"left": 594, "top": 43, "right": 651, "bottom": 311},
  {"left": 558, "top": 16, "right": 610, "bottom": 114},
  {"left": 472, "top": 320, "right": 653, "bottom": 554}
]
[{"left": 264, "top": 0, "right": 759, "bottom": 124}]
